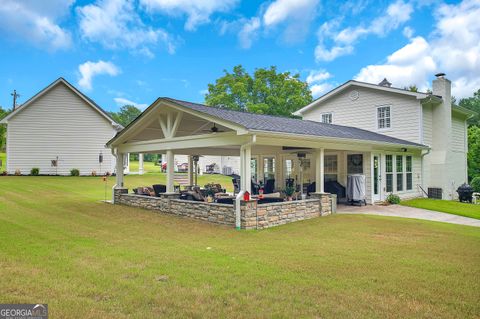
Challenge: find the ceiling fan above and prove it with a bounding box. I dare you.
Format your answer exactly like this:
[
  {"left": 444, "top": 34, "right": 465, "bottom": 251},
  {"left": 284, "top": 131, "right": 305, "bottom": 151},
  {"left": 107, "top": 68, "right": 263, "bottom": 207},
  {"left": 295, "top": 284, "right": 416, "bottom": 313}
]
[{"left": 202, "top": 123, "right": 225, "bottom": 133}]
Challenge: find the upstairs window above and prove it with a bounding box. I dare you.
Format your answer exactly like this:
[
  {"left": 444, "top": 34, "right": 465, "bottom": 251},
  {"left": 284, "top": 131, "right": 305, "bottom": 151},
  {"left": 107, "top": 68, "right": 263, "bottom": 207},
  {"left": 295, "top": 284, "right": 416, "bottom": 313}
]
[
  {"left": 377, "top": 106, "right": 391, "bottom": 129},
  {"left": 321, "top": 113, "right": 332, "bottom": 124}
]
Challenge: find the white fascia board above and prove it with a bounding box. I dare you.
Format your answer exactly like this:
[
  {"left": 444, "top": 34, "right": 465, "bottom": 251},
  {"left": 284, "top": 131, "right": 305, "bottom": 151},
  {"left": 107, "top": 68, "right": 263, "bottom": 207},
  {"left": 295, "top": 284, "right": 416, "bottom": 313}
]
[{"left": 251, "top": 130, "right": 428, "bottom": 151}]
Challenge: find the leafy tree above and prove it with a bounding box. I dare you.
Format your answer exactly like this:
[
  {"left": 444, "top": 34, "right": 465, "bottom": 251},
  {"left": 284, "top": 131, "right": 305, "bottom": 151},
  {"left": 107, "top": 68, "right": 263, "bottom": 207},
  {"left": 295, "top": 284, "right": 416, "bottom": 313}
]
[
  {"left": 205, "top": 65, "right": 313, "bottom": 117},
  {"left": 0, "top": 107, "right": 10, "bottom": 151},
  {"left": 404, "top": 85, "right": 418, "bottom": 92},
  {"left": 459, "top": 89, "right": 480, "bottom": 126},
  {"left": 109, "top": 105, "right": 141, "bottom": 127},
  {"left": 468, "top": 125, "right": 480, "bottom": 181}
]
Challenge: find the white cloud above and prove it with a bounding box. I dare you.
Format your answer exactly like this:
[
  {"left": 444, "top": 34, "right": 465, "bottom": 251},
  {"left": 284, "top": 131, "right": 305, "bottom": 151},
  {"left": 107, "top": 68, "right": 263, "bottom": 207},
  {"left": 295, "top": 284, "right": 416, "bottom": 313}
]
[
  {"left": 315, "top": 0, "right": 413, "bottom": 62},
  {"left": 114, "top": 97, "right": 148, "bottom": 110},
  {"left": 306, "top": 69, "right": 332, "bottom": 84},
  {"left": 140, "top": 0, "right": 238, "bottom": 31},
  {"left": 77, "top": 0, "right": 177, "bottom": 56},
  {"left": 355, "top": 0, "right": 480, "bottom": 98},
  {"left": 0, "top": 0, "right": 72, "bottom": 50},
  {"left": 402, "top": 26, "right": 414, "bottom": 38},
  {"left": 310, "top": 82, "right": 335, "bottom": 98},
  {"left": 238, "top": 17, "right": 261, "bottom": 49},
  {"left": 78, "top": 60, "right": 121, "bottom": 91},
  {"left": 263, "top": 0, "right": 319, "bottom": 43},
  {"left": 305, "top": 69, "right": 334, "bottom": 98}
]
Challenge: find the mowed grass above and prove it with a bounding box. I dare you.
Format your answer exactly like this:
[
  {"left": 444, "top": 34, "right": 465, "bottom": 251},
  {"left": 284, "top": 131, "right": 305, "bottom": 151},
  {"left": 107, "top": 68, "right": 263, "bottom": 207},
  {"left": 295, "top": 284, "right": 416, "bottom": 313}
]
[
  {"left": 128, "top": 160, "right": 160, "bottom": 173},
  {"left": 402, "top": 198, "right": 480, "bottom": 220},
  {"left": 0, "top": 176, "right": 479, "bottom": 318}
]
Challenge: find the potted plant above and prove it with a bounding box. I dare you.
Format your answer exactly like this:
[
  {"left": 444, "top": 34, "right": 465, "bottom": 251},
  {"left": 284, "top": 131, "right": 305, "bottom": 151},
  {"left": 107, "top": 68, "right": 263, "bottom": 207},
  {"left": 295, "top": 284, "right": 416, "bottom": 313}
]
[{"left": 285, "top": 185, "right": 295, "bottom": 201}]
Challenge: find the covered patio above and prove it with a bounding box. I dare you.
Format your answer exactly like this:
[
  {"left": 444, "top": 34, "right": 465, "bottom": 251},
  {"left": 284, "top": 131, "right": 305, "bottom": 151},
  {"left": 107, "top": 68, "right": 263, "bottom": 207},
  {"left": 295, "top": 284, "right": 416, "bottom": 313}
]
[{"left": 107, "top": 98, "right": 426, "bottom": 229}]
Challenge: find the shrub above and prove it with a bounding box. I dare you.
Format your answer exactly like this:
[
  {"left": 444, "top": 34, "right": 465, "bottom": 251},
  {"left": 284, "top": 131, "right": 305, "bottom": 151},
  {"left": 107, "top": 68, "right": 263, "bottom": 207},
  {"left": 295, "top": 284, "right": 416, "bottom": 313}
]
[
  {"left": 386, "top": 193, "right": 401, "bottom": 205},
  {"left": 14, "top": 169, "right": 21, "bottom": 176},
  {"left": 471, "top": 177, "right": 480, "bottom": 192},
  {"left": 91, "top": 170, "right": 97, "bottom": 176},
  {"left": 70, "top": 168, "right": 80, "bottom": 176},
  {"left": 1, "top": 171, "right": 7, "bottom": 176},
  {"left": 30, "top": 168, "right": 40, "bottom": 176}
]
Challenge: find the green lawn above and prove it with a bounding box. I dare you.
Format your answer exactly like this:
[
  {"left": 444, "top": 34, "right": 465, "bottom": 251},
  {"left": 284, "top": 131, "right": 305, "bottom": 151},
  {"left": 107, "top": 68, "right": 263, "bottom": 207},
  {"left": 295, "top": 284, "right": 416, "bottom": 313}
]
[
  {"left": 0, "top": 152, "right": 5, "bottom": 172},
  {"left": 128, "top": 160, "right": 160, "bottom": 173},
  {"left": 402, "top": 198, "right": 480, "bottom": 220},
  {"left": 0, "top": 176, "right": 479, "bottom": 318}
]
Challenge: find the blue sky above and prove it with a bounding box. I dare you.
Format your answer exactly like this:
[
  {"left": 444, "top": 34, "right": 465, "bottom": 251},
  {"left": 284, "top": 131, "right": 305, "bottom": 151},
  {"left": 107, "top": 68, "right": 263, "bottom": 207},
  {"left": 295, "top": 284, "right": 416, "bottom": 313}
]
[{"left": 0, "top": 0, "right": 478, "bottom": 112}]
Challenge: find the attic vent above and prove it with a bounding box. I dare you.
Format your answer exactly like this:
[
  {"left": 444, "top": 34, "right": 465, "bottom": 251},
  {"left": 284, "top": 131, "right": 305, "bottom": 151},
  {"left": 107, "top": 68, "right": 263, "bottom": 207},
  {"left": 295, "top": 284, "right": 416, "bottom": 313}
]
[{"left": 378, "top": 78, "right": 392, "bottom": 87}]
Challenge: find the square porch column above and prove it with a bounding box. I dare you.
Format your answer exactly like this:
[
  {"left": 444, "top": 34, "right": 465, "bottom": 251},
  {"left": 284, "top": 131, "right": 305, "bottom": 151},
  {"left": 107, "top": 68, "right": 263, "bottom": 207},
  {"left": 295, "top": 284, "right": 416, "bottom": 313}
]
[
  {"left": 315, "top": 148, "right": 325, "bottom": 193},
  {"left": 115, "top": 151, "right": 125, "bottom": 188},
  {"left": 187, "top": 155, "right": 194, "bottom": 186},
  {"left": 166, "top": 150, "right": 175, "bottom": 193},
  {"left": 240, "top": 145, "right": 252, "bottom": 193},
  {"left": 138, "top": 153, "right": 144, "bottom": 175}
]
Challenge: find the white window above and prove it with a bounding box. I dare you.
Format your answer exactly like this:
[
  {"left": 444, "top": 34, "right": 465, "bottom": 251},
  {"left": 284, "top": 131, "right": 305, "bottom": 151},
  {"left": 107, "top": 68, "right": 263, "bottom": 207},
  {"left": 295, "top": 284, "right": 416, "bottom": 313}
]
[
  {"left": 377, "top": 106, "right": 391, "bottom": 129},
  {"left": 321, "top": 113, "right": 332, "bottom": 124},
  {"left": 324, "top": 155, "right": 337, "bottom": 182},
  {"left": 406, "top": 156, "right": 413, "bottom": 190}
]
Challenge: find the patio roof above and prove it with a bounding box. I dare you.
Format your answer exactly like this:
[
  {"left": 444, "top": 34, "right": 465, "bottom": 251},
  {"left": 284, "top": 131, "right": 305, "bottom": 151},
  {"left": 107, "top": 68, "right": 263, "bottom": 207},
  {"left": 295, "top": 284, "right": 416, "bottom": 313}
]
[{"left": 110, "top": 97, "right": 426, "bottom": 148}]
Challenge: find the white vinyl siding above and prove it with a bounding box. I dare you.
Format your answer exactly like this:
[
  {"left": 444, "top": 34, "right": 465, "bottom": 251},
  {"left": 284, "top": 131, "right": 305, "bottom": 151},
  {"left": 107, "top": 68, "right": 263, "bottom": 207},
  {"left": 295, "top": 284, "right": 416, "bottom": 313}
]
[
  {"left": 301, "top": 86, "right": 422, "bottom": 143},
  {"left": 451, "top": 114, "right": 467, "bottom": 153},
  {"left": 6, "top": 82, "right": 117, "bottom": 175}
]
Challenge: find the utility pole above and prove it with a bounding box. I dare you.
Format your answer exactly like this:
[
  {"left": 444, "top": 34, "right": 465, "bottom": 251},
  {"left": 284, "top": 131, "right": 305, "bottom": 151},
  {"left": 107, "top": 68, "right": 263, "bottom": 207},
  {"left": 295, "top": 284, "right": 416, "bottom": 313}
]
[{"left": 11, "top": 90, "right": 20, "bottom": 110}]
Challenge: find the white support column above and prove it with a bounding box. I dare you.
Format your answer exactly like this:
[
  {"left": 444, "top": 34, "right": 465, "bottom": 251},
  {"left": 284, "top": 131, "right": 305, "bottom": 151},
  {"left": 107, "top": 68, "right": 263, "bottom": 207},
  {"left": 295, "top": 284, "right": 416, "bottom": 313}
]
[
  {"left": 187, "top": 155, "right": 194, "bottom": 186},
  {"left": 239, "top": 145, "right": 252, "bottom": 193},
  {"left": 115, "top": 151, "right": 124, "bottom": 188},
  {"left": 239, "top": 147, "right": 245, "bottom": 191},
  {"left": 315, "top": 148, "right": 325, "bottom": 193},
  {"left": 245, "top": 145, "right": 252, "bottom": 194},
  {"left": 166, "top": 150, "right": 175, "bottom": 193},
  {"left": 138, "top": 153, "right": 144, "bottom": 175}
]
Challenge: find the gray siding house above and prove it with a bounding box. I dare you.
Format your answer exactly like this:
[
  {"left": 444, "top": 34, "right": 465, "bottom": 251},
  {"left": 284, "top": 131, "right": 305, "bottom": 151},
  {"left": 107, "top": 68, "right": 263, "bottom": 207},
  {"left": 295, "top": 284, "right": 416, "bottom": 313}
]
[{"left": 1, "top": 78, "right": 123, "bottom": 175}]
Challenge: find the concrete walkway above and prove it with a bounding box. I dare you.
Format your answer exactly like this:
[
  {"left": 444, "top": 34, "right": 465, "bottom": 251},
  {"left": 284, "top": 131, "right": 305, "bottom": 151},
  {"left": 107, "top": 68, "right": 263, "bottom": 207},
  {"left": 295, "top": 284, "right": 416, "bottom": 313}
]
[{"left": 337, "top": 204, "right": 480, "bottom": 227}]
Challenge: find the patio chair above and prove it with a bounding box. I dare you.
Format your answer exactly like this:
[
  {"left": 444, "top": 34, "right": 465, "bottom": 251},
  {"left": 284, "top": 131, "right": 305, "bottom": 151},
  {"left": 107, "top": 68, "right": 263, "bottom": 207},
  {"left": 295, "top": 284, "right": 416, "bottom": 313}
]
[
  {"left": 264, "top": 179, "right": 275, "bottom": 194},
  {"left": 232, "top": 178, "right": 240, "bottom": 195},
  {"left": 152, "top": 184, "right": 167, "bottom": 197}
]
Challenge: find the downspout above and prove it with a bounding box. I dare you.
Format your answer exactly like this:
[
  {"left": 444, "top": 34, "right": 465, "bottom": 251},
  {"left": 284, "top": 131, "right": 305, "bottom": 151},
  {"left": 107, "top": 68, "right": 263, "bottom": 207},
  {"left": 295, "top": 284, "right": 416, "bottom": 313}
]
[
  {"left": 235, "top": 135, "right": 256, "bottom": 230},
  {"left": 420, "top": 148, "right": 431, "bottom": 197}
]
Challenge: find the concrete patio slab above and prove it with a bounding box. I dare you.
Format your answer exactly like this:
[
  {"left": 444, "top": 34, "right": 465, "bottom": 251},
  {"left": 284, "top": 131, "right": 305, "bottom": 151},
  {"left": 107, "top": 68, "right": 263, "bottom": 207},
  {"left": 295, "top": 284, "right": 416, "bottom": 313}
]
[{"left": 337, "top": 204, "right": 480, "bottom": 227}]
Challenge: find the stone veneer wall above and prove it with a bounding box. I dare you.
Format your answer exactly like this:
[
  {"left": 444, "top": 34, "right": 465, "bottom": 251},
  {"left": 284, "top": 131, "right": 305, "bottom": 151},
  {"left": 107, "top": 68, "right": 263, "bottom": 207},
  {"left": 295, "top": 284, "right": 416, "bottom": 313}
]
[
  {"left": 114, "top": 188, "right": 236, "bottom": 226},
  {"left": 241, "top": 193, "right": 332, "bottom": 230},
  {"left": 114, "top": 189, "right": 332, "bottom": 229}
]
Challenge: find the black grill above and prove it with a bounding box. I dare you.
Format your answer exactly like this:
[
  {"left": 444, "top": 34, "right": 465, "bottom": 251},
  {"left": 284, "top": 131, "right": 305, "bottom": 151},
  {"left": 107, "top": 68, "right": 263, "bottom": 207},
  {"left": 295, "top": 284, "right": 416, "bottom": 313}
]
[
  {"left": 428, "top": 188, "right": 443, "bottom": 199},
  {"left": 457, "top": 183, "right": 474, "bottom": 203}
]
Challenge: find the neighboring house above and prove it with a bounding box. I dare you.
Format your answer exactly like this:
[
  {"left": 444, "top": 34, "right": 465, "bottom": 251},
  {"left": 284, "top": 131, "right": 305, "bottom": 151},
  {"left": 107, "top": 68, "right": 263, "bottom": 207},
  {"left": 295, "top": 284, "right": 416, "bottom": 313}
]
[
  {"left": 294, "top": 74, "right": 473, "bottom": 200},
  {"left": 0, "top": 78, "right": 125, "bottom": 176}
]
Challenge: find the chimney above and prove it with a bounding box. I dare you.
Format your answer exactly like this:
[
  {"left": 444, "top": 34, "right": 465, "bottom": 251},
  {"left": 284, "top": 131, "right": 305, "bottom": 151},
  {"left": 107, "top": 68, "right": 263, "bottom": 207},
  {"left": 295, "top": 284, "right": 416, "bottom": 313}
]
[{"left": 430, "top": 73, "right": 452, "bottom": 191}]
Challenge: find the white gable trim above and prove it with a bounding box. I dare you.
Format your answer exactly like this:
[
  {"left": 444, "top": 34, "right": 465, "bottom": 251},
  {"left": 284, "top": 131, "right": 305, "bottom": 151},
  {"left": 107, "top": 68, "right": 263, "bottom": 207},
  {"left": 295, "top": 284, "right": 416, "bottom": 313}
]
[
  {"left": 107, "top": 98, "right": 248, "bottom": 147},
  {"left": 293, "top": 80, "right": 432, "bottom": 116},
  {"left": 0, "top": 78, "right": 121, "bottom": 128}
]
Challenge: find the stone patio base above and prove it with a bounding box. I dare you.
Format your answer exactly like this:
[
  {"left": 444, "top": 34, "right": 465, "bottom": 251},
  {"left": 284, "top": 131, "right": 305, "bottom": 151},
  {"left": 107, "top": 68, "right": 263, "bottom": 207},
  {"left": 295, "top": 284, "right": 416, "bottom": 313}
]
[{"left": 114, "top": 188, "right": 332, "bottom": 229}]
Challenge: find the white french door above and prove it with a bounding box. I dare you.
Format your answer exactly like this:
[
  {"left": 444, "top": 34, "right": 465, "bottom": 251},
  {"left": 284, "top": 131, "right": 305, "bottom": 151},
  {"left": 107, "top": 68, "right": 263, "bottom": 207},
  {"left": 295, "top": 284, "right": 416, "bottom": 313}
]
[{"left": 372, "top": 154, "right": 382, "bottom": 202}]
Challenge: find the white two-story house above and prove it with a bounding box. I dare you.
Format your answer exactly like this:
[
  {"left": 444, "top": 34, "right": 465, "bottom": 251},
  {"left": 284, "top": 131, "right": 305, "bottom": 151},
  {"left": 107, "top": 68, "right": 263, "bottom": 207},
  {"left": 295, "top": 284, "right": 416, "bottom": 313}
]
[{"left": 293, "top": 74, "right": 473, "bottom": 201}]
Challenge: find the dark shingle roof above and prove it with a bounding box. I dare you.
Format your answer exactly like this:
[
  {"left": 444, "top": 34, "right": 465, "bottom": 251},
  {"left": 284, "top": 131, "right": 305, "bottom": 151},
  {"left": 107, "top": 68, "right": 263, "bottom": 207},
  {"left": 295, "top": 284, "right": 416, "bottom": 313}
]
[{"left": 164, "top": 98, "right": 426, "bottom": 148}]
